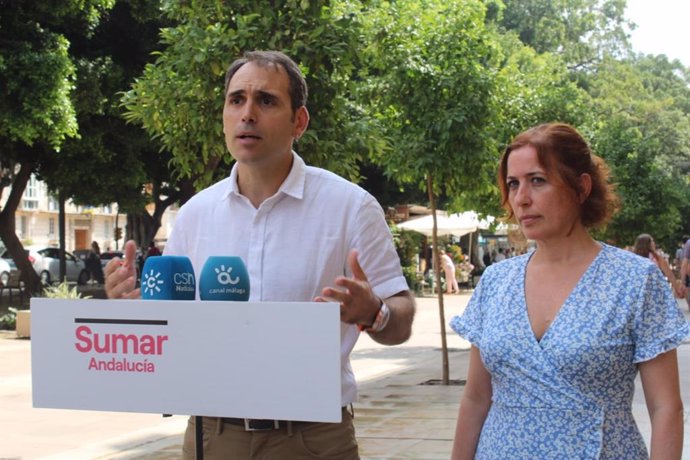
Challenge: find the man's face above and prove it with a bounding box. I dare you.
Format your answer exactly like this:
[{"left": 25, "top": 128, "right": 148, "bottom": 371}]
[{"left": 222, "top": 62, "right": 308, "bottom": 166}]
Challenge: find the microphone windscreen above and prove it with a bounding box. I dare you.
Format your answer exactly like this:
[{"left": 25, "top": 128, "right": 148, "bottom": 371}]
[
  {"left": 140, "top": 255, "right": 196, "bottom": 300},
  {"left": 199, "top": 256, "right": 250, "bottom": 301}
]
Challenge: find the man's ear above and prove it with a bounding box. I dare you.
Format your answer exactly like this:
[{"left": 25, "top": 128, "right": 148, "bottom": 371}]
[{"left": 293, "top": 106, "right": 309, "bottom": 140}]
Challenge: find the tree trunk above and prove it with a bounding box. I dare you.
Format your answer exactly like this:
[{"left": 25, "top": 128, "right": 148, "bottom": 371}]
[
  {"left": 114, "top": 213, "right": 120, "bottom": 250},
  {"left": 58, "top": 190, "right": 66, "bottom": 283},
  {"left": 428, "top": 174, "right": 449, "bottom": 385},
  {"left": 126, "top": 212, "right": 154, "bottom": 249},
  {"left": 125, "top": 177, "right": 196, "bottom": 250},
  {"left": 469, "top": 230, "right": 479, "bottom": 265},
  {"left": 178, "top": 177, "right": 196, "bottom": 206},
  {"left": 131, "top": 212, "right": 157, "bottom": 247},
  {"left": 0, "top": 161, "right": 42, "bottom": 296}
]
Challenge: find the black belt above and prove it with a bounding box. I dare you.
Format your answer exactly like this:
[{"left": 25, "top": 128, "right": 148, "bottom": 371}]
[
  {"left": 221, "top": 418, "right": 312, "bottom": 431},
  {"left": 220, "top": 406, "right": 349, "bottom": 432}
]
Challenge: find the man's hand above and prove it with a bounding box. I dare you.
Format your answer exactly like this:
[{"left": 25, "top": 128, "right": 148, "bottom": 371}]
[
  {"left": 315, "top": 249, "right": 381, "bottom": 326},
  {"left": 104, "top": 240, "right": 141, "bottom": 299}
]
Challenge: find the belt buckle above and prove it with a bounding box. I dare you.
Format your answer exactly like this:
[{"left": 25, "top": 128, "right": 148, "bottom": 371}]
[{"left": 243, "top": 419, "right": 280, "bottom": 431}]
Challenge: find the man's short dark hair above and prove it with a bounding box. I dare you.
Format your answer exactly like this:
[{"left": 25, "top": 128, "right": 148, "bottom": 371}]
[{"left": 224, "top": 51, "right": 308, "bottom": 114}]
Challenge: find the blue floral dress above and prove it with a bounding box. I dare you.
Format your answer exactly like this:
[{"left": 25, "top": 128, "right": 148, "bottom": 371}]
[{"left": 450, "top": 243, "right": 690, "bottom": 459}]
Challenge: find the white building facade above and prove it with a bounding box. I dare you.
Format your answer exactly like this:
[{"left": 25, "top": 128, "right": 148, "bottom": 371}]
[{"left": 2, "top": 174, "right": 177, "bottom": 252}]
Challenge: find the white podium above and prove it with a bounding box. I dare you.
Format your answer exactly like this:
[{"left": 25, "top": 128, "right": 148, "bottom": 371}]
[{"left": 31, "top": 298, "right": 342, "bottom": 422}]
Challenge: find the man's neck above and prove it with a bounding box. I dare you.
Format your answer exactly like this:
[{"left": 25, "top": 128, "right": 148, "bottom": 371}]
[{"left": 236, "top": 153, "right": 294, "bottom": 208}]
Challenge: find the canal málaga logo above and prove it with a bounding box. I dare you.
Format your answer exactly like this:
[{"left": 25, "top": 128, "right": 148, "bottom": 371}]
[
  {"left": 143, "top": 269, "right": 165, "bottom": 296},
  {"left": 215, "top": 265, "right": 240, "bottom": 285}
]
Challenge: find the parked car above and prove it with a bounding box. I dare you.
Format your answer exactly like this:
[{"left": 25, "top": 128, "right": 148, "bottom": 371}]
[
  {"left": 0, "top": 258, "right": 11, "bottom": 286},
  {"left": 0, "top": 248, "right": 26, "bottom": 285},
  {"left": 99, "top": 250, "right": 124, "bottom": 269},
  {"left": 1, "top": 246, "right": 90, "bottom": 286},
  {"left": 72, "top": 249, "right": 92, "bottom": 263},
  {"left": 33, "top": 247, "right": 90, "bottom": 285},
  {"left": 4, "top": 247, "right": 90, "bottom": 285}
]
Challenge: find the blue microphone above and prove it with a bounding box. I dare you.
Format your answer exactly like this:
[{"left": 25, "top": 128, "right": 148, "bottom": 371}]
[
  {"left": 198, "top": 256, "right": 250, "bottom": 301},
  {"left": 140, "top": 255, "right": 196, "bottom": 300},
  {"left": 196, "top": 256, "right": 250, "bottom": 455}
]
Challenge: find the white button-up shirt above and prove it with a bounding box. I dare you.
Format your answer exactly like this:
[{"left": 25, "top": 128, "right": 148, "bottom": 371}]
[{"left": 164, "top": 152, "right": 408, "bottom": 404}]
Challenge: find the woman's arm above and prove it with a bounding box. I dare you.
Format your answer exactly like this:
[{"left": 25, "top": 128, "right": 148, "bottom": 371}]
[
  {"left": 451, "top": 346, "right": 493, "bottom": 460},
  {"left": 654, "top": 252, "right": 684, "bottom": 298},
  {"left": 639, "top": 349, "right": 684, "bottom": 460}
]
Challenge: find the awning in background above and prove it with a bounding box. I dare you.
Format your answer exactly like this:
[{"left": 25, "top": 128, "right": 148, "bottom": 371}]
[{"left": 397, "top": 211, "right": 490, "bottom": 237}]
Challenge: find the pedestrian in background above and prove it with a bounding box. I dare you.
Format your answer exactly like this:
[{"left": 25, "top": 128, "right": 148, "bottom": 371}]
[
  {"left": 482, "top": 250, "right": 491, "bottom": 268},
  {"left": 86, "top": 241, "right": 104, "bottom": 284},
  {"left": 673, "top": 236, "right": 687, "bottom": 273},
  {"left": 441, "top": 249, "right": 459, "bottom": 294},
  {"left": 450, "top": 123, "right": 689, "bottom": 459},
  {"left": 145, "top": 240, "right": 161, "bottom": 259},
  {"left": 680, "top": 235, "right": 690, "bottom": 311},
  {"left": 632, "top": 233, "right": 685, "bottom": 298}
]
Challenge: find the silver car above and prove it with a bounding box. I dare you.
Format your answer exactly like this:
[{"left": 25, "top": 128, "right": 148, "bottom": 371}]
[
  {"left": 0, "top": 258, "right": 11, "bottom": 285},
  {"left": 27, "top": 247, "right": 90, "bottom": 285}
]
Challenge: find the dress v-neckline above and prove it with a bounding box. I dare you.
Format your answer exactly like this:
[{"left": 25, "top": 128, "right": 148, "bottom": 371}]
[{"left": 521, "top": 243, "right": 605, "bottom": 347}]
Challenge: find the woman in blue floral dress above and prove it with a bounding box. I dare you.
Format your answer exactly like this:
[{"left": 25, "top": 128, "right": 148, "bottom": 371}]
[{"left": 450, "top": 123, "right": 690, "bottom": 459}]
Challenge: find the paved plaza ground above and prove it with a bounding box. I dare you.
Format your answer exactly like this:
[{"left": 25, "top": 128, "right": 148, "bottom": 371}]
[{"left": 1, "top": 292, "right": 689, "bottom": 459}]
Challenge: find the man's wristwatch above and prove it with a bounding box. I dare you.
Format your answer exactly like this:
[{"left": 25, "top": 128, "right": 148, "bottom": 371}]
[{"left": 357, "top": 299, "right": 391, "bottom": 333}]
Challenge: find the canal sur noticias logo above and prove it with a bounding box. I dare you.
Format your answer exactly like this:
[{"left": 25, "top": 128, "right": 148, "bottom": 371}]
[
  {"left": 74, "top": 318, "right": 168, "bottom": 373},
  {"left": 142, "top": 267, "right": 195, "bottom": 297}
]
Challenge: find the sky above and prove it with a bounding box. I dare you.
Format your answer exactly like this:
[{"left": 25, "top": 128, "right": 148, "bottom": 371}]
[{"left": 625, "top": 0, "right": 690, "bottom": 67}]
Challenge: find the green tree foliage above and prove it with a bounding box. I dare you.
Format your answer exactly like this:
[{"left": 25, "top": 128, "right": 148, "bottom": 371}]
[
  {"left": 123, "top": 0, "right": 373, "bottom": 190},
  {"left": 390, "top": 224, "right": 425, "bottom": 293},
  {"left": 0, "top": 0, "right": 115, "bottom": 293},
  {"left": 472, "top": 32, "right": 595, "bottom": 216},
  {"left": 490, "top": 1, "right": 690, "bottom": 249},
  {"left": 593, "top": 118, "right": 687, "bottom": 248},
  {"left": 38, "top": 55, "right": 149, "bottom": 210},
  {"left": 497, "top": 0, "right": 631, "bottom": 70},
  {"left": 361, "top": 0, "right": 501, "bottom": 207},
  {"left": 35, "top": 0, "right": 191, "bottom": 248},
  {"left": 358, "top": 0, "right": 502, "bottom": 383},
  {"left": 587, "top": 56, "right": 690, "bottom": 249},
  {"left": 494, "top": 33, "right": 593, "bottom": 138}
]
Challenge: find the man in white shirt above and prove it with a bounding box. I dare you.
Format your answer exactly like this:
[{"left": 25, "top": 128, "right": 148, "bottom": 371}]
[{"left": 105, "top": 50, "right": 415, "bottom": 460}]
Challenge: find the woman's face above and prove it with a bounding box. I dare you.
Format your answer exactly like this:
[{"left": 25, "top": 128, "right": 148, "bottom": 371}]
[{"left": 505, "top": 145, "right": 583, "bottom": 242}]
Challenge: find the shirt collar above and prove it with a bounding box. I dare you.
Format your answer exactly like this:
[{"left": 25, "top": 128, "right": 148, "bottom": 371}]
[{"left": 223, "top": 151, "right": 306, "bottom": 201}]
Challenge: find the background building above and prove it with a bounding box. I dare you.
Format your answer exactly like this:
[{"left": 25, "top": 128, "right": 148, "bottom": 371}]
[{"left": 1, "top": 175, "right": 176, "bottom": 252}]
